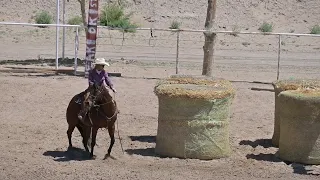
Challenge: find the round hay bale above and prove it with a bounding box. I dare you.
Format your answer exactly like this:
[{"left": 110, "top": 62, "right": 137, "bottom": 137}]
[
  {"left": 272, "top": 79, "right": 320, "bottom": 147},
  {"left": 278, "top": 88, "right": 320, "bottom": 165},
  {"left": 157, "top": 75, "right": 232, "bottom": 88},
  {"left": 154, "top": 83, "right": 235, "bottom": 160}
]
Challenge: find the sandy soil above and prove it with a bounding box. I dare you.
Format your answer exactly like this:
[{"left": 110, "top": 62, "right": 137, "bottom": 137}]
[
  {"left": 0, "top": 0, "right": 320, "bottom": 179},
  {"left": 0, "top": 63, "right": 319, "bottom": 180}
]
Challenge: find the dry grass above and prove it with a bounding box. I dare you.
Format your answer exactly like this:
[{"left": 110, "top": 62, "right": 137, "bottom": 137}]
[
  {"left": 273, "top": 79, "right": 320, "bottom": 91},
  {"left": 158, "top": 75, "right": 234, "bottom": 88},
  {"left": 154, "top": 83, "right": 235, "bottom": 99},
  {"left": 155, "top": 75, "right": 235, "bottom": 99},
  {"left": 287, "top": 87, "right": 320, "bottom": 97}
]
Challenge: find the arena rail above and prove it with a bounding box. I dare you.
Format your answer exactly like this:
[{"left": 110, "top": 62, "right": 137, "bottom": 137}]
[{"left": 1, "top": 21, "right": 320, "bottom": 79}]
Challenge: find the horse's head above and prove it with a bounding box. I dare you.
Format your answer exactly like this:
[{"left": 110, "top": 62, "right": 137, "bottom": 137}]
[
  {"left": 98, "top": 85, "right": 113, "bottom": 103},
  {"left": 87, "top": 84, "right": 113, "bottom": 105},
  {"left": 85, "top": 85, "right": 118, "bottom": 122}
]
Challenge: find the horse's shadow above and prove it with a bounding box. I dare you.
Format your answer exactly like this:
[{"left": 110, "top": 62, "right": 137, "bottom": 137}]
[{"left": 43, "top": 146, "right": 91, "bottom": 162}]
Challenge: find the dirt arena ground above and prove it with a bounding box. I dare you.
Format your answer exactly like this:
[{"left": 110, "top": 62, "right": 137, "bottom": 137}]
[
  {"left": 0, "top": 62, "right": 319, "bottom": 180},
  {"left": 1, "top": 0, "right": 320, "bottom": 179}
]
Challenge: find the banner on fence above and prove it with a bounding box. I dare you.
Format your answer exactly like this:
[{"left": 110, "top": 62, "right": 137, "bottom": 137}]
[{"left": 84, "top": 0, "right": 99, "bottom": 77}]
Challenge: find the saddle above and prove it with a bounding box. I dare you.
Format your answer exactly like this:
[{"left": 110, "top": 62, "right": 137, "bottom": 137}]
[{"left": 75, "top": 84, "right": 100, "bottom": 105}]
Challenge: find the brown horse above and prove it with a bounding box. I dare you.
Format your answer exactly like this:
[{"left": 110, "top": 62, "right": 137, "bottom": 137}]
[{"left": 66, "top": 85, "right": 119, "bottom": 159}]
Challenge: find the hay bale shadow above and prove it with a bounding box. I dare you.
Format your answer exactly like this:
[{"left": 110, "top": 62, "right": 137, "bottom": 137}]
[
  {"left": 129, "top": 135, "right": 156, "bottom": 143},
  {"left": 291, "top": 163, "right": 320, "bottom": 176},
  {"left": 43, "top": 147, "right": 91, "bottom": 162},
  {"left": 246, "top": 153, "right": 320, "bottom": 176},
  {"left": 239, "top": 139, "right": 273, "bottom": 148},
  {"left": 125, "top": 148, "right": 159, "bottom": 157},
  {"left": 246, "top": 153, "right": 282, "bottom": 163},
  {"left": 125, "top": 147, "right": 191, "bottom": 159}
]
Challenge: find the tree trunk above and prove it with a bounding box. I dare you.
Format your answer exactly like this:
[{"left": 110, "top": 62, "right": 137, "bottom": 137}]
[
  {"left": 202, "top": 0, "right": 217, "bottom": 76},
  {"left": 78, "top": 0, "right": 88, "bottom": 34}
]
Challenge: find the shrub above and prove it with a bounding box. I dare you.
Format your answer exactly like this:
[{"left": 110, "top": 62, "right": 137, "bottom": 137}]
[
  {"left": 310, "top": 25, "right": 320, "bottom": 34},
  {"left": 35, "top": 11, "right": 52, "bottom": 28},
  {"left": 68, "top": 15, "right": 83, "bottom": 25},
  {"left": 230, "top": 25, "right": 240, "bottom": 37},
  {"left": 169, "top": 20, "right": 181, "bottom": 29},
  {"left": 258, "top": 22, "right": 273, "bottom": 32},
  {"left": 99, "top": 3, "right": 138, "bottom": 33}
]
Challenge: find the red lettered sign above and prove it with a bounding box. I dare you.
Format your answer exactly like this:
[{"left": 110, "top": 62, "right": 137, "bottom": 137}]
[{"left": 85, "top": 0, "right": 99, "bottom": 77}]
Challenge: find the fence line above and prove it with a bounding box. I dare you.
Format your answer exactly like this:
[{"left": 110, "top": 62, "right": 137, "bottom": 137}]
[
  {"left": 2, "top": 22, "right": 320, "bottom": 37},
  {"left": 1, "top": 21, "right": 320, "bottom": 80}
]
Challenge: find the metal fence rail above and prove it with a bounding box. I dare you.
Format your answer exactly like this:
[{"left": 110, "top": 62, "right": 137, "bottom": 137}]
[{"left": 0, "top": 21, "right": 320, "bottom": 81}]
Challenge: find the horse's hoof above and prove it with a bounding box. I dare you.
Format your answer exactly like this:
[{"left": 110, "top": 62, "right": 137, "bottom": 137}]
[
  {"left": 89, "top": 154, "right": 96, "bottom": 160},
  {"left": 103, "top": 154, "right": 116, "bottom": 160},
  {"left": 103, "top": 154, "right": 110, "bottom": 160}
]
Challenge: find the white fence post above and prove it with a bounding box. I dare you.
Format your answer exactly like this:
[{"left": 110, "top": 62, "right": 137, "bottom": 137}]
[
  {"left": 175, "top": 31, "right": 180, "bottom": 74},
  {"left": 62, "top": 0, "right": 66, "bottom": 60},
  {"left": 74, "top": 27, "right": 79, "bottom": 75},
  {"left": 55, "top": 0, "right": 60, "bottom": 70},
  {"left": 277, "top": 34, "right": 281, "bottom": 80}
]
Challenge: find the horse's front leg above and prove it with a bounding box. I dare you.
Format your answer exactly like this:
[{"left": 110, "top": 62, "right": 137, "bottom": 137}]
[
  {"left": 90, "top": 127, "right": 99, "bottom": 159},
  {"left": 104, "top": 123, "right": 115, "bottom": 159}
]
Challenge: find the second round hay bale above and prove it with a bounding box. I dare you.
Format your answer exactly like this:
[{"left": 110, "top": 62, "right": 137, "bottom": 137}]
[
  {"left": 278, "top": 88, "right": 320, "bottom": 165},
  {"left": 272, "top": 79, "right": 320, "bottom": 147},
  {"left": 154, "top": 82, "right": 235, "bottom": 160}
]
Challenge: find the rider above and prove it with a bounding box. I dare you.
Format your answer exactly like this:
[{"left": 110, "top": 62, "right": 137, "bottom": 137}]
[{"left": 76, "top": 57, "right": 117, "bottom": 122}]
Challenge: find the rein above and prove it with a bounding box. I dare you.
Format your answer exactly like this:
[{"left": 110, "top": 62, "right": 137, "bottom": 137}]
[
  {"left": 89, "top": 87, "right": 119, "bottom": 121},
  {"left": 86, "top": 87, "right": 124, "bottom": 154},
  {"left": 95, "top": 100, "right": 119, "bottom": 120}
]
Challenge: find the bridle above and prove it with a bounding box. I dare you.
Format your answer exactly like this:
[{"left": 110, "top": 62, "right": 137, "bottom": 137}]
[
  {"left": 88, "top": 86, "right": 119, "bottom": 122},
  {"left": 84, "top": 85, "right": 124, "bottom": 154}
]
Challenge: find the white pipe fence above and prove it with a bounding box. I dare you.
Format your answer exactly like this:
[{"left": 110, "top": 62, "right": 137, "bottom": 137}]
[
  {"left": 0, "top": 21, "right": 320, "bottom": 80},
  {"left": 56, "top": 0, "right": 60, "bottom": 71},
  {"left": 2, "top": 22, "right": 320, "bottom": 37}
]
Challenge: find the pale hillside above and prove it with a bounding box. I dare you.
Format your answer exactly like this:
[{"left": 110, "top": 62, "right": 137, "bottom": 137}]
[{"left": 0, "top": 0, "right": 319, "bottom": 33}]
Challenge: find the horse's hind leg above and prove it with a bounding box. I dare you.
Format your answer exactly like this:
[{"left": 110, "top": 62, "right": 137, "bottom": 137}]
[
  {"left": 106, "top": 124, "right": 116, "bottom": 157},
  {"left": 90, "top": 127, "right": 99, "bottom": 159},
  {"left": 76, "top": 125, "right": 89, "bottom": 152},
  {"left": 67, "top": 124, "right": 76, "bottom": 148}
]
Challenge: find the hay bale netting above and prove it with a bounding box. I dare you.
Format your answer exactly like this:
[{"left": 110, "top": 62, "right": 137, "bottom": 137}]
[
  {"left": 278, "top": 88, "right": 320, "bottom": 165},
  {"left": 272, "top": 79, "right": 320, "bottom": 147},
  {"left": 154, "top": 81, "right": 235, "bottom": 160}
]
